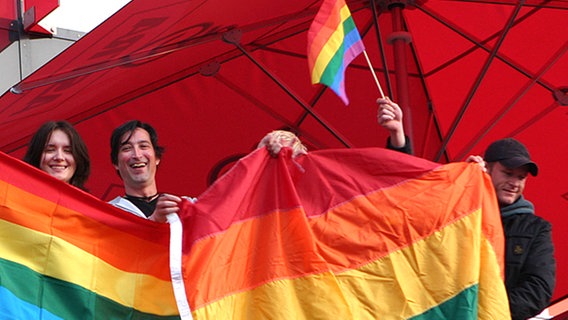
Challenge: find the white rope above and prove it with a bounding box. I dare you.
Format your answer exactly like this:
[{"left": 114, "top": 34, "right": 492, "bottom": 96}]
[{"left": 166, "top": 213, "right": 193, "bottom": 320}]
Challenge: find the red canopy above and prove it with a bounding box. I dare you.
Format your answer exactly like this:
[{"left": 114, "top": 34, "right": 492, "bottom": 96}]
[{"left": 1, "top": 0, "right": 566, "bottom": 300}]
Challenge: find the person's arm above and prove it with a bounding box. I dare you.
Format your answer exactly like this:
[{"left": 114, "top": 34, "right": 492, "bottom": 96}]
[
  {"left": 507, "top": 221, "right": 556, "bottom": 319},
  {"left": 377, "top": 97, "right": 412, "bottom": 154}
]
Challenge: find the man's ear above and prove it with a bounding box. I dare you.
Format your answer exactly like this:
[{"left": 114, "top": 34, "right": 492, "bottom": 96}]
[
  {"left": 156, "top": 158, "right": 161, "bottom": 166},
  {"left": 484, "top": 161, "right": 491, "bottom": 173}
]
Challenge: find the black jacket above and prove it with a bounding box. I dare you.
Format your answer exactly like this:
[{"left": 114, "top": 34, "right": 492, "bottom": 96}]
[{"left": 501, "top": 196, "right": 556, "bottom": 320}]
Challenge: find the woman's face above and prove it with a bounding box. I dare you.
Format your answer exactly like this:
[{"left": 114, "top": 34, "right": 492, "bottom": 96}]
[{"left": 40, "top": 129, "right": 76, "bottom": 183}]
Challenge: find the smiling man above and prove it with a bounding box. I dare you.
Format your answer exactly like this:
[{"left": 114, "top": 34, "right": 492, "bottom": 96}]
[
  {"left": 109, "top": 120, "right": 191, "bottom": 223},
  {"left": 480, "top": 138, "right": 556, "bottom": 320},
  {"left": 108, "top": 121, "right": 306, "bottom": 223}
]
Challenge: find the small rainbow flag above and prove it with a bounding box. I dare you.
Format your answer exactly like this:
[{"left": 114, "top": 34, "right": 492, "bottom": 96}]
[{"left": 307, "top": 0, "right": 365, "bottom": 105}]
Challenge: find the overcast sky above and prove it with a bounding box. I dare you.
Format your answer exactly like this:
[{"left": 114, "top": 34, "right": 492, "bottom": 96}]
[{"left": 39, "top": 0, "right": 130, "bottom": 33}]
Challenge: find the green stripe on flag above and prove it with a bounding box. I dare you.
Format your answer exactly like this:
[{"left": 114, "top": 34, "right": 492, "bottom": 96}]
[
  {"left": 409, "top": 284, "right": 479, "bottom": 320},
  {"left": 0, "top": 258, "right": 180, "bottom": 320},
  {"left": 343, "top": 16, "right": 356, "bottom": 35},
  {"left": 319, "top": 42, "right": 345, "bottom": 87}
]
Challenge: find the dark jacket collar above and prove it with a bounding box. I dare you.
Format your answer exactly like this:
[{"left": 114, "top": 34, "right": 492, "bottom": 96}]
[{"left": 500, "top": 195, "right": 534, "bottom": 217}]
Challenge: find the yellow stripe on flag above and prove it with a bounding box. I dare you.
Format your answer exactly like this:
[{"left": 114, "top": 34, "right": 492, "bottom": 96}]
[
  {"left": 191, "top": 208, "right": 508, "bottom": 319},
  {"left": 311, "top": 4, "right": 352, "bottom": 83},
  {"left": 0, "top": 216, "right": 178, "bottom": 315}
]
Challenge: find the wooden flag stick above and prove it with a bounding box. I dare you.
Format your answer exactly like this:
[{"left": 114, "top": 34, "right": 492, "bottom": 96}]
[{"left": 362, "top": 50, "right": 385, "bottom": 99}]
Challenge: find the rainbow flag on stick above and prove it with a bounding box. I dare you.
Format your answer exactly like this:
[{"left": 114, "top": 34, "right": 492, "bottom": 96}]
[
  {"left": 308, "top": 0, "right": 366, "bottom": 105},
  {"left": 1, "top": 145, "right": 510, "bottom": 319}
]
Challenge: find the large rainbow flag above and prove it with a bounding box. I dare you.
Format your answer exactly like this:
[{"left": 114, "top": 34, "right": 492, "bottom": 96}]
[
  {"left": 307, "top": 0, "right": 365, "bottom": 105},
  {"left": 0, "top": 152, "right": 178, "bottom": 319},
  {"left": 0, "top": 147, "right": 510, "bottom": 319}
]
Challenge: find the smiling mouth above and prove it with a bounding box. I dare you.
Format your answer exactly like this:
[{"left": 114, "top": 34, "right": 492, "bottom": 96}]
[
  {"left": 130, "top": 162, "right": 148, "bottom": 171},
  {"left": 50, "top": 165, "right": 68, "bottom": 171}
]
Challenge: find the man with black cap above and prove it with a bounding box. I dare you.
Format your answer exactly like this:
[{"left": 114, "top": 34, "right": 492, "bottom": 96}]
[{"left": 468, "top": 138, "right": 556, "bottom": 320}]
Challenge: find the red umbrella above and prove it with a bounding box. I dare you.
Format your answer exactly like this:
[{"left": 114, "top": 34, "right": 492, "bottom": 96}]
[{"left": 1, "top": 0, "right": 566, "bottom": 300}]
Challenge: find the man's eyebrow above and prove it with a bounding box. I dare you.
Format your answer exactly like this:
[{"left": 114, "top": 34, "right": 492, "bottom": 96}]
[{"left": 122, "top": 139, "right": 151, "bottom": 146}]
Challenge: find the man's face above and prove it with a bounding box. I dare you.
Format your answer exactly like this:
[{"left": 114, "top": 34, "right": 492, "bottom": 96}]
[
  {"left": 487, "top": 161, "right": 529, "bottom": 206},
  {"left": 114, "top": 128, "right": 160, "bottom": 190}
]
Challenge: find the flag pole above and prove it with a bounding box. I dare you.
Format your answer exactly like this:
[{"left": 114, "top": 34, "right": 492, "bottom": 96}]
[{"left": 362, "top": 50, "right": 385, "bottom": 99}]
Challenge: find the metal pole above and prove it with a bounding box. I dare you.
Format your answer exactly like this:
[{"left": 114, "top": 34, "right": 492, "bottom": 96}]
[
  {"left": 386, "top": 1, "right": 413, "bottom": 146},
  {"left": 370, "top": 0, "right": 394, "bottom": 98}
]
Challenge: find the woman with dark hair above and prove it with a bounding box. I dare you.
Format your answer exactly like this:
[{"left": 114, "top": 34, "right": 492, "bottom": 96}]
[{"left": 23, "top": 121, "right": 91, "bottom": 191}]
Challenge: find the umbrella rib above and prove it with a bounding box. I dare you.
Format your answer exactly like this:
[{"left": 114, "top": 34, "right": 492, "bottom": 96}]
[
  {"left": 223, "top": 31, "right": 353, "bottom": 148},
  {"left": 415, "top": 3, "right": 556, "bottom": 92},
  {"left": 212, "top": 73, "right": 330, "bottom": 149},
  {"left": 369, "top": 0, "right": 394, "bottom": 98},
  {"left": 434, "top": 1, "right": 525, "bottom": 162},
  {"left": 299, "top": 86, "right": 327, "bottom": 129},
  {"left": 401, "top": 11, "right": 447, "bottom": 161},
  {"left": 453, "top": 40, "right": 568, "bottom": 160},
  {"left": 505, "top": 101, "right": 559, "bottom": 138},
  {"left": 243, "top": 46, "right": 326, "bottom": 129},
  {"left": 458, "top": 0, "right": 568, "bottom": 10}
]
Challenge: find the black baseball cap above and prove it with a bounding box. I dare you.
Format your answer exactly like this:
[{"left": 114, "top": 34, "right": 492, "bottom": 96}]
[{"left": 484, "top": 138, "right": 538, "bottom": 176}]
